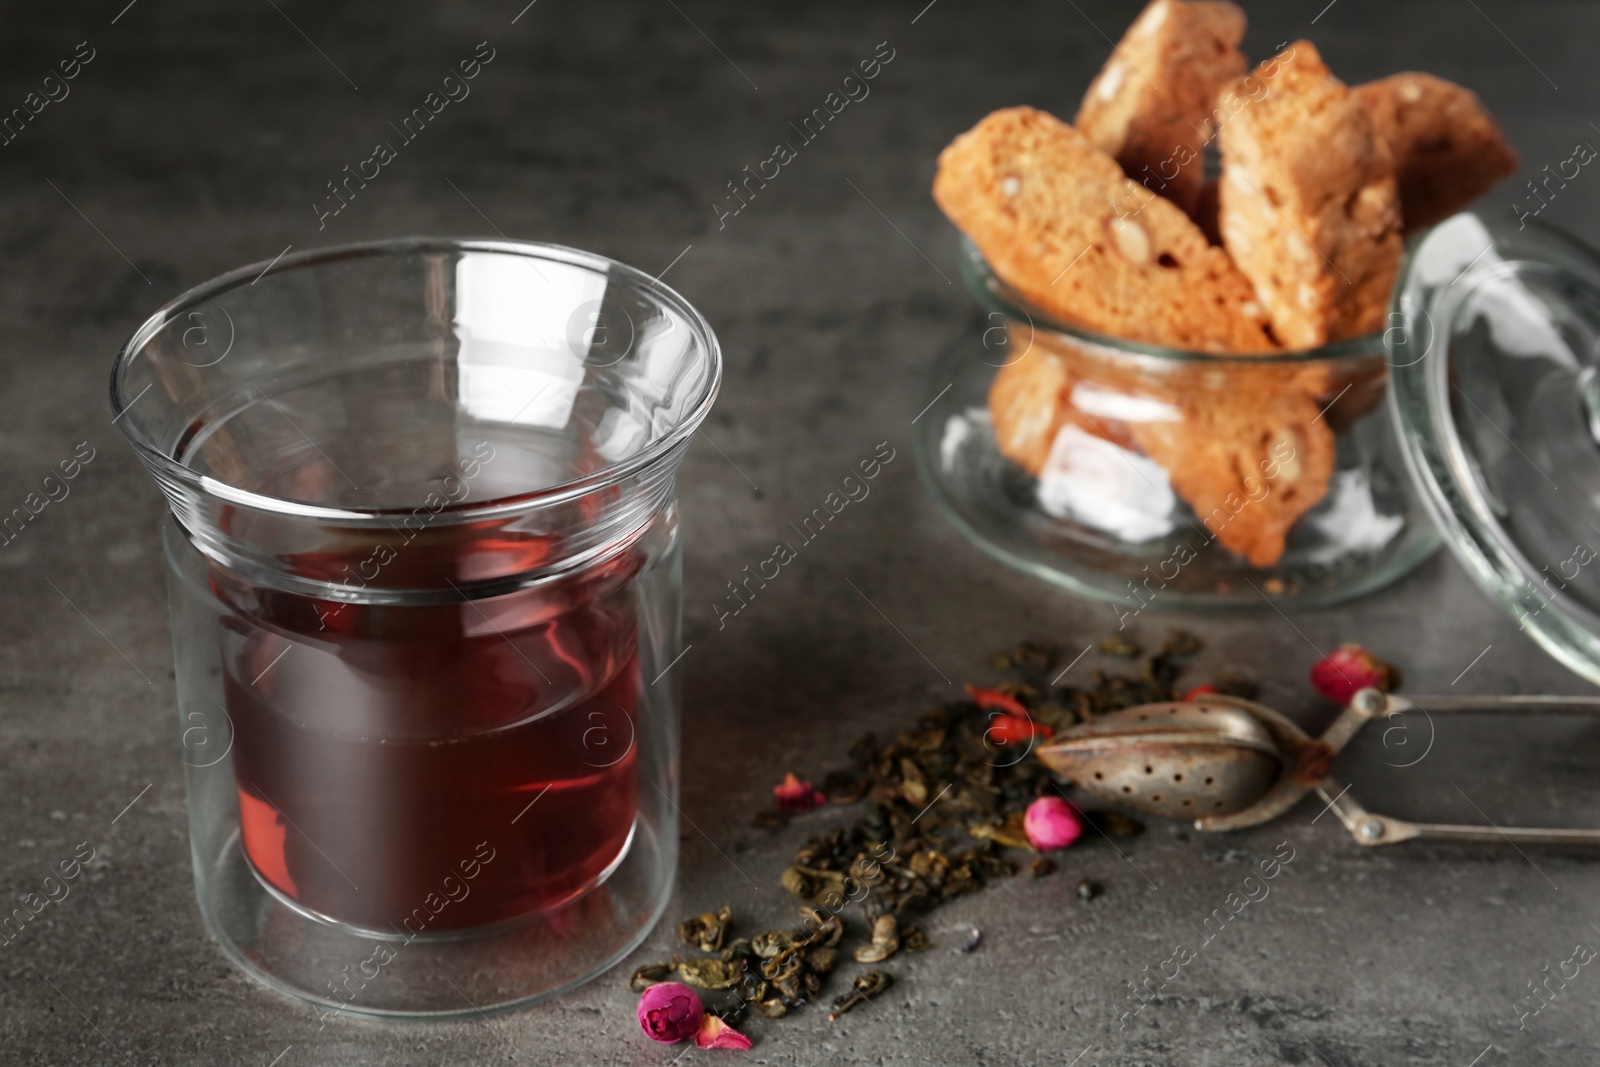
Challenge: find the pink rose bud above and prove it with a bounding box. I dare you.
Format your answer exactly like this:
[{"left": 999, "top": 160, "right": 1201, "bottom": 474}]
[
  {"left": 637, "top": 982, "right": 704, "bottom": 1044},
  {"left": 773, "top": 772, "right": 826, "bottom": 812},
  {"left": 695, "top": 1014, "right": 753, "bottom": 1050},
  {"left": 1309, "top": 644, "right": 1400, "bottom": 706},
  {"left": 1024, "top": 796, "right": 1083, "bottom": 851}
]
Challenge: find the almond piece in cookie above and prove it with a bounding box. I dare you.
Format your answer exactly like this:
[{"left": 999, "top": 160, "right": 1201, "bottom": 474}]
[
  {"left": 934, "top": 106, "right": 1275, "bottom": 353},
  {"left": 1217, "top": 41, "right": 1403, "bottom": 348},
  {"left": 1075, "top": 0, "right": 1248, "bottom": 215},
  {"left": 1355, "top": 72, "right": 1518, "bottom": 233},
  {"left": 1129, "top": 387, "right": 1335, "bottom": 567}
]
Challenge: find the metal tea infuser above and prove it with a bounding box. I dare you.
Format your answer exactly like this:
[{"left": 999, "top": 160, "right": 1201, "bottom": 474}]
[
  {"left": 1036, "top": 689, "right": 1600, "bottom": 847},
  {"left": 1029, "top": 213, "right": 1600, "bottom": 849}
]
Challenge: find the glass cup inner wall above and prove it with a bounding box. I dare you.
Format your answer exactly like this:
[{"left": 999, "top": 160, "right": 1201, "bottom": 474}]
[{"left": 110, "top": 239, "right": 719, "bottom": 1019}]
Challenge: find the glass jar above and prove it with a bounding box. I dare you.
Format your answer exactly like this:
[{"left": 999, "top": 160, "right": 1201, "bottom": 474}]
[
  {"left": 913, "top": 236, "right": 1439, "bottom": 613},
  {"left": 110, "top": 239, "right": 720, "bottom": 1018},
  {"left": 1390, "top": 213, "right": 1600, "bottom": 686}
]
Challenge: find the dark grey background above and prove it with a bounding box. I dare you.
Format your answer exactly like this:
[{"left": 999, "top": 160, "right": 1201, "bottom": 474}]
[{"left": 2, "top": 1, "right": 1598, "bottom": 1063}]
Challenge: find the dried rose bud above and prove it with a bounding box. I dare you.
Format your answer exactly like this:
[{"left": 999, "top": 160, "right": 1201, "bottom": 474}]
[
  {"left": 1183, "top": 684, "right": 1221, "bottom": 701},
  {"left": 1024, "top": 796, "right": 1083, "bottom": 851},
  {"left": 694, "top": 1014, "right": 753, "bottom": 1050},
  {"left": 984, "top": 713, "right": 1053, "bottom": 746},
  {"left": 1310, "top": 644, "right": 1400, "bottom": 706},
  {"left": 637, "top": 982, "right": 703, "bottom": 1044},
  {"left": 772, "top": 772, "right": 826, "bottom": 812},
  {"left": 965, "top": 684, "right": 1028, "bottom": 718}
]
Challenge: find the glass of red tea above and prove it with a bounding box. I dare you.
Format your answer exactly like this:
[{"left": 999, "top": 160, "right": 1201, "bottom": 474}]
[{"left": 111, "top": 240, "right": 719, "bottom": 1018}]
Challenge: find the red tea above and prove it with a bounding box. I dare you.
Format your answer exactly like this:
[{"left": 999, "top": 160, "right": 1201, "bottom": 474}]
[{"left": 214, "top": 543, "right": 642, "bottom": 933}]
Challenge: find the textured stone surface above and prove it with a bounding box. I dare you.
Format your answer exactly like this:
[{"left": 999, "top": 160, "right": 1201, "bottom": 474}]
[{"left": 1, "top": 1, "right": 1598, "bottom": 1063}]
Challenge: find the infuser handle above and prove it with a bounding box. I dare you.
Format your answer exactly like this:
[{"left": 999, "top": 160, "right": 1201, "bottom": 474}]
[
  {"left": 1313, "top": 778, "right": 1600, "bottom": 848},
  {"left": 1375, "top": 691, "right": 1600, "bottom": 716}
]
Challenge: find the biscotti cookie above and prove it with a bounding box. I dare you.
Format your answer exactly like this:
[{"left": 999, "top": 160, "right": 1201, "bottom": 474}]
[
  {"left": 1129, "top": 387, "right": 1335, "bottom": 567},
  {"left": 1075, "top": 0, "right": 1248, "bottom": 215},
  {"left": 989, "top": 332, "right": 1149, "bottom": 475},
  {"left": 1217, "top": 42, "right": 1402, "bottom": 348},
  {"left": 989, "top": 349, "right": 1074, "bottom": 476},
  {"left": 934, "top": 107, "right": 1276, "bottom": 353},
  {"left": 1355, "top": 72, "right": 1517, "bottom": 233}
]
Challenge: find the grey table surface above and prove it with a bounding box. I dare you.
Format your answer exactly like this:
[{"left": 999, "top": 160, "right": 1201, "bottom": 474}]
[{"left": 3, "top": 0, "right": 1600, "bottom": 1063}]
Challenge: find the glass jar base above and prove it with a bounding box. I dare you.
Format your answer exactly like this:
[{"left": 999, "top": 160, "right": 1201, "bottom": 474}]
[
  {"left": 914, "top": 324, "right": 1442, "bottom": 612},
  {"left": 196, "top": 815, "right": 670, "bottom": 1021}
]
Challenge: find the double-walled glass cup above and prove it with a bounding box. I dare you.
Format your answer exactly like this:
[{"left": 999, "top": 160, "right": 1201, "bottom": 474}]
[{"left": 110, "top": 239, "right": 720, "bottom": 1018}]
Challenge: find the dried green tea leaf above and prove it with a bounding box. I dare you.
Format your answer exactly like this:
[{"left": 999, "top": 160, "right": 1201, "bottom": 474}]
[
  {"left": 752, "top": 997, "right": 789, "bottom": 1019},
  {"left": 752, "top": 929, "right": 801, "bottom": 959},
  {"left": 1029, "top": 857, "right": 1056, "bottom": 878},
  {"left": 1062, "top": 690, "right": 1097, "bottom": 723},
  {"left": 767, "top": 952, "right": 821, "bottom": 1006},
  {"left": 805, "top": 946, "right": 841, "bottom": 974},
  {"left": 736, "top": 976, "right": 770, "bottom": 1003},
  {"left": 627, "top": 961, "right": 676, "bottom": 992},
  {"left": 973, "top": 850, "right": 1018, "bottom": 880},
  {"left": 821, "top": 769, "right": 869, "bottom": 804},
  {"left": 898, "top": 726, "right": 947, "bottom": 753},
  {"left": 967, "top": 812, "right": 1033, "bottom": 851},
  {"left": 796, "top": 906, "right": 843, "bottom": 948},
  {"left": 853, "top": 914, "right": 900, "bottom": 963},
  {"left": 848, "top": 852, "right": 887, "bottom": 888},
  {"left": 908, "top": 849, "right": 951, "bottom": 882},
  {"left": 941, "top": 858, "right": 979, "bottom": 898},
  {"left": 898, "top": 757, "right": 928, "bottom": 805},
  {"left": 1031, "top": 703, "right": 1077, "bottom": 732},
  {"left": 779, "top": 866, "right": 811, "bottom": 901},
  {"left": 720, "top": 937, "right": 756, "bottom": 963},
  {"left": 1161, "top": 629, "right": 1202, "bottom": 657},
  {"left": 781, "top": 864, "right": 847, "bottom": 906},
  {"left": 828, "top": 971, "right": 893, "bottom": 1021},
  {"left": 900, "top": 924, "right": 931, "bottom": 952},
  {"left": 1099, "top": 635, "right": 1140, "bottom": 657},
  {"left": 677, "top": 905, "right": 733, "bottom": 952},
  {"left": 677, "top": 957, "right": 746, "bottom": 990}
]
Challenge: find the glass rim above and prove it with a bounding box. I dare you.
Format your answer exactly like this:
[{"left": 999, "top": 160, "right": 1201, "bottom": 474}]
[
  {"left": 956, "top": 233, "right": 1383, "bottom": 365},
  {"left": 108, "top": 236, "right": 723, "bottom": 522}
]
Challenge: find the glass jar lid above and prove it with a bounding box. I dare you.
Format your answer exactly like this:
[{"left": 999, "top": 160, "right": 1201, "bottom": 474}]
[{"left": 1389, "top": 214, "right": 1600, "bottom": 684}]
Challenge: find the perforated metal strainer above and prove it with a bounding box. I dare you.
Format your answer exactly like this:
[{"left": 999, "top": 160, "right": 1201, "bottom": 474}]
[{"left": 1036, "top": 689, "right": 1600, "bottom": 846}]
